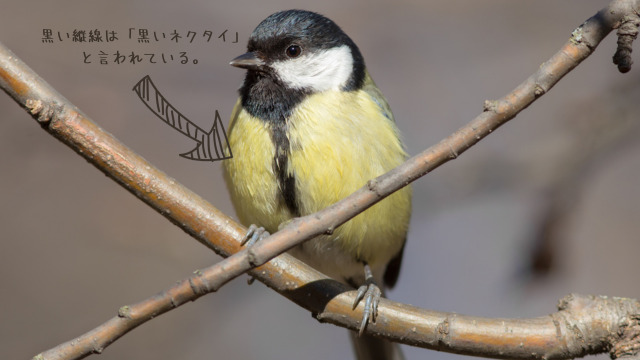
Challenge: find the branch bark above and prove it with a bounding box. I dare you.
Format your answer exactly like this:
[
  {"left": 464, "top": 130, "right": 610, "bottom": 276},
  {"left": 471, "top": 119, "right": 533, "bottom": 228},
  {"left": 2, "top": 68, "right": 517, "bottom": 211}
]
[{"left": 0, "top": 1, "right": 638, "bottom": 360}]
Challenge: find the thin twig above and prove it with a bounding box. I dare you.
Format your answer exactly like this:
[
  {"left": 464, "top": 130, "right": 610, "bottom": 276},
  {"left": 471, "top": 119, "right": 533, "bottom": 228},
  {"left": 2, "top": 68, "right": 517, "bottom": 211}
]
[{"left": 0, "top": 1, "right": 638, "bottom": 360}]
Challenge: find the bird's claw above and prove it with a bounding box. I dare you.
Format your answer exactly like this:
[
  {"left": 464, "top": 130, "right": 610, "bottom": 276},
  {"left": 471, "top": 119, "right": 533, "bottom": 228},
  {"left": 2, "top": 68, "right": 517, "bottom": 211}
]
[
  {"left": 241, "top": 224, "right": 270, "bottom": 285},
  {"left": 242, "top": 224, "right": 270, "bottom": 247},
  {"left": 352, "top": 281, "right": 382, "bottom": 336}
]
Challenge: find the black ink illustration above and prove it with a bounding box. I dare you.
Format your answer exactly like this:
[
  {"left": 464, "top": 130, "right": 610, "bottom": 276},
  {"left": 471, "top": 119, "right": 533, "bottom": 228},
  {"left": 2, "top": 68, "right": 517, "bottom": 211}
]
[{"left": 133, "top": 75, "right": 232, "bottom": 161}]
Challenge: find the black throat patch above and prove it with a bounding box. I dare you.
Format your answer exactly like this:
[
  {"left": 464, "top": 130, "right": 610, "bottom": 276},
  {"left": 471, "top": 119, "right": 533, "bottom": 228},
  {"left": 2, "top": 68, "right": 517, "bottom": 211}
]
[{"left": 239, "top": 71, "right": 306, "bottom": 216}]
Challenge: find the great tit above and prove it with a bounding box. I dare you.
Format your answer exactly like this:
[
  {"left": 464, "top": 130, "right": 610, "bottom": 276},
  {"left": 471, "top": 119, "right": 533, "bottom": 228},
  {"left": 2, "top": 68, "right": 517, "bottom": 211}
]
[{"left": 223, "top": 9, "right": 411, "bottom": 360}]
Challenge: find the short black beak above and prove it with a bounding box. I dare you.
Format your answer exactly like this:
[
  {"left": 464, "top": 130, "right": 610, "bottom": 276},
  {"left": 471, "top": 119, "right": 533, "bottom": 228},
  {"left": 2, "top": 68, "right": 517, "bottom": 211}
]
[{"left": 230, "top": 52, "right": 265, "bottom": 70}]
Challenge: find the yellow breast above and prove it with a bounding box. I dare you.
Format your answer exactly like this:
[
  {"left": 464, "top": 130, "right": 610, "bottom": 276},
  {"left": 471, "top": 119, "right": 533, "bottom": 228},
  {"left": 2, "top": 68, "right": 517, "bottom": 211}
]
[{"left": 223, "top": 89, "right": 411, "bottom": 267}]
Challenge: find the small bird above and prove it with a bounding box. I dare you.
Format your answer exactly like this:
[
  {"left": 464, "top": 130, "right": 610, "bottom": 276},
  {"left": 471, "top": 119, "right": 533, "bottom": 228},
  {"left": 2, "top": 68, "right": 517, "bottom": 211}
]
[{"left": 223, "top": 9, "right": 411, "bottom": 360}]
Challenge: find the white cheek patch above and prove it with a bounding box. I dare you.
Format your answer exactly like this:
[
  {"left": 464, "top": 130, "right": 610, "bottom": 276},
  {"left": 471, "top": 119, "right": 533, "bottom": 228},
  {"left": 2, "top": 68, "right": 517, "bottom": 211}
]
[{"left": 271, "top": 45, "right": 353, "bottom": 92}]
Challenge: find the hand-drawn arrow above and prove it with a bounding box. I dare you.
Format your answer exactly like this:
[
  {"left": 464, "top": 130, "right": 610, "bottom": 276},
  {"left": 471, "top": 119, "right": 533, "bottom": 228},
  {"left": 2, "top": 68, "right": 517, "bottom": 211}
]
[{"left": 132, "top": 75, "right": 232, "bottom": 161}]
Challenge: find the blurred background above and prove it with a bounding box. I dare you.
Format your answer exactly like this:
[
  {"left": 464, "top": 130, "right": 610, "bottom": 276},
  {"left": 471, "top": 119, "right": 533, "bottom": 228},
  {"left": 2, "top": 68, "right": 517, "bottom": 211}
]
[{"left": 1, "top": 1, "right": 639, "bottom": 359}]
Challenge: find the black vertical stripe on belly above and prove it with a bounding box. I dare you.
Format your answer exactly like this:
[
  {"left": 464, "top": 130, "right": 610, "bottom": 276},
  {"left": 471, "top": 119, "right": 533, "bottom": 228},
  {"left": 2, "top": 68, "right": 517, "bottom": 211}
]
[
  {"left": 271, "top": 123, "right": 300, "bottom": 216},
  {"left": 239, "top": 71, "right": 308, "bottom": 217}
]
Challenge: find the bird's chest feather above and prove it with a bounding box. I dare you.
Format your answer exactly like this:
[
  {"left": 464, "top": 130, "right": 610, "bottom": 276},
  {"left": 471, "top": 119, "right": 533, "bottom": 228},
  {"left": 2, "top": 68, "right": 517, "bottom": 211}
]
[
  {"left": 224, "top": 91, "right": 411, "bottom": 276},
  {"left": 287, "top": 91, "right": 410, "bottom": 267}
]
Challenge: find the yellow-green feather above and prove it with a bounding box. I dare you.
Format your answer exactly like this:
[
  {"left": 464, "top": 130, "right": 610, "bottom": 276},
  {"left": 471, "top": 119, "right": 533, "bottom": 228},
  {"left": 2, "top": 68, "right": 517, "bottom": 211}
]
[{"left": 223, "top": 74, "right": 411, "bottom": 270}]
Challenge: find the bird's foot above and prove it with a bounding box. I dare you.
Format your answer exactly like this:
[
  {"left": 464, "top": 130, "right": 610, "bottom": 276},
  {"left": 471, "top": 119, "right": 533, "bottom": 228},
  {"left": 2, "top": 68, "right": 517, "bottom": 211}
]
[
  {"left": 241, "top": 224, "right": 270, "bottom": 285},
  {"left": 241, "top": 224, "right": 271, "bottom": 247},
  {"left": 352, "top": 264, "right": 382, "bottom": 336}
]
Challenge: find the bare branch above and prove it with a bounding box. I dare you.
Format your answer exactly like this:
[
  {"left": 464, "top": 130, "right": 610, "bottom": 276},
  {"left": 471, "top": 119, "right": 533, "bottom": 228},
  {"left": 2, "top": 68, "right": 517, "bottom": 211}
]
[{"left": 0, "top": 0, "right": 638, "bottom": 360}]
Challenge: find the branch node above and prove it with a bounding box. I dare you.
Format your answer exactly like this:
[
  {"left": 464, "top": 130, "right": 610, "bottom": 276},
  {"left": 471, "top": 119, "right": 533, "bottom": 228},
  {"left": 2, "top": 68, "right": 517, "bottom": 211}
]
[
  {"left": 191, "top": 269, "right": 215, "bottom": 293},
  {"left": 556, "top": 294, "right": 640, "bottom": 359},
  {"left": 612, "top": 13, "right": 640, "bottom": 73},
  {"left": 611, "top": 312, "right": 640, "bottom": 359},
  {"left": 366, "top": 178, "right": 382, "bottom": 196},
  {"left": 325, "top": 226, "right": 334, "bottom": 235},
  {"left": 169, "top": 295, "right": 179, "bottom": 309},
  {"left": 188, "top": 275, "right": 202, "bottom": 295},
  {"left": 247, "top": 248, "right": 259, "bottom": 267},
  {"left": 570, "top": 25, "right": 585, "bottom": 45},
  {"left": 437, "top": 317, "right": 450, "bottom": 336},
  {"left": 448, "top": 144, "right": 459, "bottom": 159},
  {"left": 483, "top": 100, "right": 498, "bottom": 112},
  {"left": 118, "top": 305, "right": 132, "bottom": 319},
  {"left": 25, "top": 98, "right": 59, "bottom": 124},
  {"left": 534, "top": 84, "right": 546, "bottom": 97}
]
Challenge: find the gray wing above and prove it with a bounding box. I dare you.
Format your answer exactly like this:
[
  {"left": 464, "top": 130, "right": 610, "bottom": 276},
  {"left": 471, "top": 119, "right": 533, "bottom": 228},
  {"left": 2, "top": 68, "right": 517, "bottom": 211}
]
[{"left": 361, "top": 70, "right": 395, "bottom": 122}]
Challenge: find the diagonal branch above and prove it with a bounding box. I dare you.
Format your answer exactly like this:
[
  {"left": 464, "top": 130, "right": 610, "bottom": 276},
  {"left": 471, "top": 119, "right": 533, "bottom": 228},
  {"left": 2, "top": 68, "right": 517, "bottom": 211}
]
[{"left": 0, "top": 1, "right": 638, "bottom": 360}]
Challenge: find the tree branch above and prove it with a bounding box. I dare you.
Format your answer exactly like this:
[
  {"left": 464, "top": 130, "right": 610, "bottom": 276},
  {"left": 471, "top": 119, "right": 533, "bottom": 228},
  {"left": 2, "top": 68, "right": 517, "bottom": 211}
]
[{"left": 0, "top": 1, "right": 637, "bottom": 360}]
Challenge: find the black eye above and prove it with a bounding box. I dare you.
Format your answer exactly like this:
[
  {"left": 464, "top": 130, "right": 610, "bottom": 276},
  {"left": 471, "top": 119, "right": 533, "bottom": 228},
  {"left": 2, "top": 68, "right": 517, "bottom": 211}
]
[{"left": 286, "top": 45, "right": 302, "bottom": 58}]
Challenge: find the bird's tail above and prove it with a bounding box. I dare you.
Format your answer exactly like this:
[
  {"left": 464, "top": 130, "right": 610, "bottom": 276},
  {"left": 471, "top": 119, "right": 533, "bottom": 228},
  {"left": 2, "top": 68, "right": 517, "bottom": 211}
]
[{"left": 349, "top": 331, "right": 405, "bottom": 360}]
